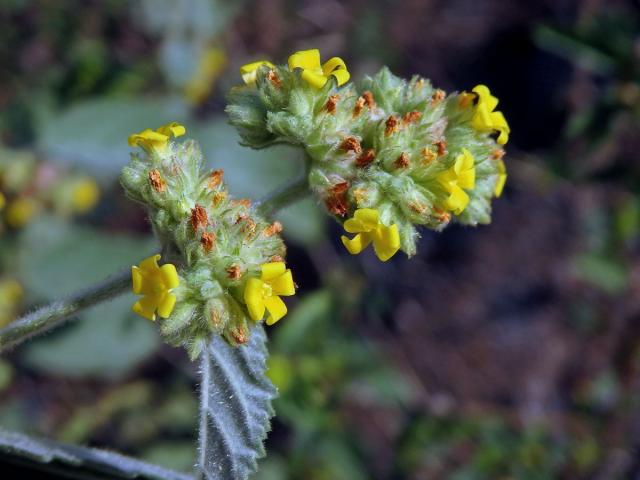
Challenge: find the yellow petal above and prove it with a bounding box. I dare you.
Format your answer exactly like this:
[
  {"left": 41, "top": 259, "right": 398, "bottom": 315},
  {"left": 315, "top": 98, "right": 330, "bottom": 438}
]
[
  {"left": 261, "top": 262, "right": 286, "bottom": 281},
  {"left": 301, "top": 69, "right": 327, "bottom": 89},
  {"left": 131, "top": 266, "right": 144, "bottom": 294},
  {"left": 264, "top": 295, "right": 287, "bottom": 325},
  {"left": 330, "top": 68, "right": 350, "bottom": 86},
  {"left": 160, "top": 264, "right": 180, "bottom": 289},
  {"left": 157, "top": 122, "right": 186, "bottom": 139},
  {"left": 270, "top": 269, "right": 295, "bottom": 296},
  {"left": 444, "top": 184, "right": 470, "bottom": 215},
  {"left": 132, "top": 295, "right": 161, "bottom": 321},
  {"left": 494, "top": 160, "right": 507, "bottom": 197},
  {"left": 157, "top": 293, "right": 177, "bottom": 318},
  {"left": 473, "top": 84, "right": 499, "bottom": 111},
  {"left": 139, "top": 254, "right": 161, "bottom": 274},
  {"left": 244, "top": 277, "right": 266, "bottom": 321},
  {"left": 321, "top": 57, "right": 346, "bottom": 76},
  {"left": 128, "top": 129, "right": 168, "bottom": 150},
  {"left": 344, "top": 208, "right": 379, "bottom": 233},
  {"left": 341, "top": 232, "right": 372, "bottom": 255},
  {"left": 288, "top": 49, "right": 321, "bottom": 71},
  {"left": 240, "top": 60, "right": 274, "bottom": 85},
  {"left": 491, "top": 112, "right": 510, "bottom": 144},
  {"left": 372, "top": 224, "right": 401, "bottom": 262}
]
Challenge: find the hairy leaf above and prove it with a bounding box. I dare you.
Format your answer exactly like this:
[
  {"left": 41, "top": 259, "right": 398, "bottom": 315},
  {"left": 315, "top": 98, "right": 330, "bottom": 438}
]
[
  {"left": 0, "top": 428, "right": 193, "bottom": 480},
  {"left": 198, "top": 325, "right": 276, "bottom": 479}
]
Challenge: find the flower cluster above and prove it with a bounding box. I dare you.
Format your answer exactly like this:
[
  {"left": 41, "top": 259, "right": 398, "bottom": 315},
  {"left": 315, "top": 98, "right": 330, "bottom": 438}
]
[
  {"left": 122, "top": 123, "right": 296, "bottom": 358},
  {"left": 227, "top": 50, "right": 510, "bottom": 259}
]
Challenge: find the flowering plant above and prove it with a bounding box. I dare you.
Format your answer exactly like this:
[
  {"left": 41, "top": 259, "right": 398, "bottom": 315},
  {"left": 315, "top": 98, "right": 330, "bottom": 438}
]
[{"left": 0, "top": 48, "right": 509, "bottom": 480}]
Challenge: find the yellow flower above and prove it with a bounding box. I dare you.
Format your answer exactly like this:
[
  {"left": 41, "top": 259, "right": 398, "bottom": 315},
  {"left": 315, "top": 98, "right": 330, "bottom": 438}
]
[
  {"left": 131, "top": 254, "right": 180, "bottom": 321},
  {"left": 341, "top": 208, "right": 400, "bottom": 262},
  {"left": 494, "top": 160, "right": 507, "bottom": 197},
  {"left": 185, "top": 46, "right": 227, "bottom": 103},
  {"left": 288, "top": 49, "right": 350, "bottom": 89},
  {"left": 5, "top": 197, "right": 38, "bottom": 228},
  {"left": 470, "top": 85, "right": 510, "bottom": 145},
  {"left": 0, "top": 278, "right": 23, "bottom": 328},
  {"left": 128, "top": 122, "right": 186, "bottom": 153},
  {"left": 244, "top": 262, "right": 295, "bottom": 325},
  {"left": 437, "top": 148, "right": 476, "bottom": 215},
  {"left": 240, "top": 60, "right": 275, "bottom": 85},
  {"left": 0, "top": 192, "right": 5, "bottom": 210},
  {"left": 71, "top": 178, "right": 100, "bottom": 213}
]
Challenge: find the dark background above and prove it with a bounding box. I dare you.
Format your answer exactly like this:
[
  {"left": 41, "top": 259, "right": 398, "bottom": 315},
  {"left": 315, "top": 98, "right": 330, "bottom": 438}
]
[{"left": 1, "top": 0, "right": 640, "bottom": 478}]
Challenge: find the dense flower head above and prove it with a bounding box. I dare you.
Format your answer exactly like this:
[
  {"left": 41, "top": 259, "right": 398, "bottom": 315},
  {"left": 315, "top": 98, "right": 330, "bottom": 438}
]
[
  {"left": 227, "top": 52, "right": 509, "bottom": 258},
  {"left": 122, "top": 123, "right": 292, "bottom": 358}
]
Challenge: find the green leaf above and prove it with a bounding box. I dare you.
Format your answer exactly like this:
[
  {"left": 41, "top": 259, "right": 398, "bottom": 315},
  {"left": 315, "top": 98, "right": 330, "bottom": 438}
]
[
  {"left": 0, "top": 428, "right": 193, "bottom": 480},
  {"left": 198, "top": 325, "right": 276, "bottom": 479}
]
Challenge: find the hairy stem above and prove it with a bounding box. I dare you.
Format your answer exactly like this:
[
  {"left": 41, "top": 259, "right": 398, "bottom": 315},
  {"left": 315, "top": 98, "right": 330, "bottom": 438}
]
[
  {"left": 0, "top": 269, "right": 130, "bottom": 352},
  {"left": 255, "top": 177, "right": 309, "bottom": 217}
]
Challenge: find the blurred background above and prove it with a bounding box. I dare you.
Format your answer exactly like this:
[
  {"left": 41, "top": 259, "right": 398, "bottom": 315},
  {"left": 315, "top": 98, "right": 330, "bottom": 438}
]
[{"left": 1, "top": 0, "right": 640, "bottom": 478}]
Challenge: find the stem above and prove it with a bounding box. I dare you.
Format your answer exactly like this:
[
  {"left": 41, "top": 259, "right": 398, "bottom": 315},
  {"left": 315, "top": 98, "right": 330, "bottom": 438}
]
[
  {"left": 255, "top": 177, "right": 309, "bottom": 217},
  {"left": 0, "top": 269, "right": 130, "bottom": 352}
]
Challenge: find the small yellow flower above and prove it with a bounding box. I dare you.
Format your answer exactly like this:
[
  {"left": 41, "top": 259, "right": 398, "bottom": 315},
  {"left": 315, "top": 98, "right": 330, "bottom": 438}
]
[
  {"left": 494, "top": 160, "right": 507, "bottom": 197},
  {"left": 0, "top": 278, "right": 23, "bottom": 328},
  {"left": 341, "top": 208, "right": 401, "bottom": 262},
  {"left": 437, "top": 148, "right": 476, "bottom": 215},
  {"left": 128, "top": 122, "right": 186, "bottom": 153},
  {"left": 470, "top": 85, "right": 510, "bottom": 145},
  {"left": 244, "top": 262, "right": 295, "bottom": 325},
  {"left": 240, "top": 60, "right": 275, "bottom": 85},
  {"left": 71, "top": 178, "right": 100, "bottom": 213},
  {"left": 288, "top": 49, "right": 350, "bottom": 89},
  {"left": 5, "top": 197, "right": 38, "bottom": 228},
  {"left": 131, "top": 254, "right": 180, "bottom": 321},
  {"left": 0, "top": 192, "right": 5, "bottom": 210}
]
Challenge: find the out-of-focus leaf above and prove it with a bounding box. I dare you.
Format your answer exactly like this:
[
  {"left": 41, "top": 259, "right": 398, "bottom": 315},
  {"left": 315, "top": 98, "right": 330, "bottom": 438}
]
[
  {"left": 20, "top": 295, "right": 160, "bottom": 379},
  {"left": 0, "top": 428, "right": 193, "bottom": 480},
  {"left": 142, "top": 441, "right": 196, "bottom": 473},
  {"left": 18, "top": 217, "right": 160, "bottom": 378},
  {"left": 193, "top": 119, "right": 324, "bottom": 245},
  {"left": 572, "top": 253, "right": 628, "bottom": 295},
  {"left": 37, "top": 98, "right": 188, "bottom": 178},
  {"left": 198, "top": 325, "right": 276, "bottom": 480}
]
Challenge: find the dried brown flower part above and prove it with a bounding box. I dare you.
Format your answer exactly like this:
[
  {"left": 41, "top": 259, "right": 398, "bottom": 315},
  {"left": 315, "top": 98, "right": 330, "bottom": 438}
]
[
  {"left": 402, "top": 111, "right": 422, "bottom": 125},
  {"left": 395, "top": 152, "right": 410, "bottom": 168},
  {"left": 226, "top": 264, "right": 242, "bottom": 280},
  {"left": 356, "top": 148, "right": 376, "bottom": 168},
  {"left": 385, "top": 115, "right": 399, "bottom": 136},
  {"left": 353, "top": 96, "right": 365, "bottom": 117},
  {"left": 421, "top": 147, "right": 437, "bottom": 165},
  {"left": 340, "top": 136, "right": 362, "bottom": 154},
  {"left": 242, "top": 217, "right": 257, "bottom": 238},
  {"left": 233, "top": 198, "right": 252, "bottom": 208},
  {"left": 208, "top": 169, "right": 224, "bottom": 189},
  {"left": 263, "top": 221, "right": 283, "bottom": 237},
  {"left": 352, "top": 188, "right": 368, "bottom": 206},
  {"left": 433, "top": 139, "right": 447, "bottom": 156},
  {"left": 148, "top": 169, "right": 166, "bottom": 192},
  {"left": 267, "top": 70, "right": 282, "bottom": 88},
  {"left": 414, "top": 78, "right": 425, "bottom": 90},
  {"left": 231, "top": 327, "right": 247, "bottom": 344},
  {"left": 200, "top": 231, "right": 216, "bottom": 253},
  {"left": 191, "top": 204, "right": 208, "bottom": 231},
  {"left": 434, "top": 208, "right": 451, "bottom": 223},
  {"left": 409, "top": 201, "right": 427, "bottom": 214},
  {"left": 212, "top": 191, "right": 227, "bottom": 207},
  {"left": 325, "top": 94, "right": 339, "bottom": 114},
  {"left": 325, "top": 182, "right": 349, "bottom": 217},
  {"left": 362, "top": 91, "right": 375, "bottom": 108},
  {"left": 270, "top": 255, "right": 284, "bottom": 263},
  {"left": 458, "top": 92, "right": 475, "bottom": 108},
  {"left": 431, "top": 89, "right": 446, "bottom": 105},
  {"left": 491, "top": 149, "right": 506, "bottom": 160}
]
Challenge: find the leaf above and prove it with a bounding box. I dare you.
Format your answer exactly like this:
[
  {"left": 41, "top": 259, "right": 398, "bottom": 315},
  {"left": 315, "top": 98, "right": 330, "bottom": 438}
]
[
  {"left": 0, "top": 428, "right": 193, "bottom": 480},
  {"left": 198, "top": 325, "right": 276, "bottom": 480}
]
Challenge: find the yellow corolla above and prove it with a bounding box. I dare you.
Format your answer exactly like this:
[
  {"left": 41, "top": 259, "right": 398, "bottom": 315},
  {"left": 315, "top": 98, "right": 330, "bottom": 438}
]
[
  {"left": 240, "top": 60, "right": 275, "bottom": 85},
  {"left": 5, "top": 197, "right": 38, "bottom": 228},
  {"left": 131, "top": 254, "right": 180, "bottom": 321},
  {"left": 470, "top": 85, "right": 510, "bottom": 145},
  {"left": 128, "top": 122, "right": 186, "bottom": 153},
  {"left": 437, "top": 148, "right": 476, "bottom": 215},
  {"left": 71, "top": 178, "right": 100, "bottom": 213},
  {"left": 288, "top": 49, "right": 350, "bottom": 89},
  {"left": 244, "top": 262, "right": 295, "bottom": 325},
  {"left": 494, "top": 160, "right": 507, "bottom": 197},
  {"left": 341, "top": 208, "right": 400, "bottom": 262}
]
